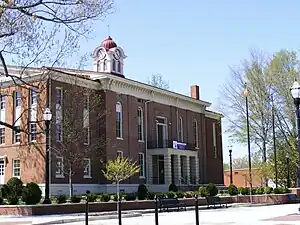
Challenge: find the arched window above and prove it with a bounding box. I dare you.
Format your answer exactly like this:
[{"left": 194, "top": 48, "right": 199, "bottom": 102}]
[
  {"left": 137, "top": 107, "right": 144, "bottom": 141},
  {"left": 103, "top": 59, "right": 107, "bottom": 71},
  {"left": 117, "top": 61, "right": 121, "bottom": 72},
  {"left": 178, "top": 116, "right": 183, "bottom": 142},
  {"left": 116, "top": 102, "right": 122, "bottom": 138},
  {"left": 112, "top": 59, "right": 116, "bottom": 71},
  {"left": 193, "top": 119, "right": 199, "bottom": 148},
  {"left": 97, "top": 61, "right": 101, "bottom": 72}
]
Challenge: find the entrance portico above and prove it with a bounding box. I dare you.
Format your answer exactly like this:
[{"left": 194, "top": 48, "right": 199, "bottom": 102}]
[{"left": 147, "top": 147, "right": 199, "bottom": 186}]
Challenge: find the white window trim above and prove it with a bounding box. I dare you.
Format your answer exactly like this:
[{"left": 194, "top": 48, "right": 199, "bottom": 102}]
[
  {"left": 13, "top": 126, "right": 20, "bottom": 144},
  {"left": 117, "top": 151, "right": 123, "bottom": 158},
  {"left": 31, "top": 88, "right": 37, "bottom": 106},
  {"left": 139, "top": 153, "right": 145, "bottom": 179},
  {"left": 137, "top": 107, "right": 144, "bottom": 142},
  {"left": 0, "top": 128, "right": 5, "bottom": 145},
  {"left": 12, "top": 159, "right": 20, "bottom": 179},
  {"left": 194, "top": 119, "right": 199, "bottom": 149},
  {"left": 56, "top": 156, "right": 64, "bottom": 178},
  {"left": 29, "top": 122, "right": 37, "bottom": 143},
  {"left": 14, "top": 91, "right": 21, "bottom": 108},
  {"left": 83, "top": 158, "right": 92, "bottom": 178},
  {"left": 116, "top": 102, "right": 123, "bottom": 139},
  {"left": 84, "top": 127, "right": 90, "bottom": 145}
]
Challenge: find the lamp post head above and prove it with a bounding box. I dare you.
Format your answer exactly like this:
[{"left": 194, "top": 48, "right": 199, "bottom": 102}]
[
  {"left": 229, "top": 149, "right": 232, "bottom": 154},
  {"left": 291, "top": 80, "right": 300, "bottom": 100},
  {"left": 43, "top": 108, "right": 52, "bottom": 121}
]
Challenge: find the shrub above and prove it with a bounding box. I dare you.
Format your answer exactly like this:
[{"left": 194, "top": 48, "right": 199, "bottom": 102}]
[
  {"left": 264, "top": 186, "right": 273, "bottom": 194},
  {"left": 101, "top": 194, "right": 111, "bottom": 202},
  {"left": 184, "top": 191, "right": 194, "bottom": 198},
  {"left": 167, "top": 191, "right": 176, "bottom": 198},
  {"left": 198, "top": 186, "right": 207, "bottom": 197},
  {"left": 251, "top": 188, "right": 256, "bottom": 195},
  {"left": 168, "top": 184, "right": 178, "bottom": 192},
  {"left": 273, "top": 187, "right": 283, "bottom": 194},
  {"left": 21, "top": 182, "right": 42, "bottom": 205},
  {"left": 228, "top": 184, "right": 238, "bottom": 196},
  {"left": 6, "top": 177, "right": 23, "bottom": 204},
  {"left": 255, "top": 187, "right": 264, "bottom": 195},
  {"left": 87, "top": 193, "right": 97, "bottom": 202},
  {"left": 147, "top": 192, "right": 155, "bottom": 200},
  {"left": 283, "top": 187, "right": 291, "bottom": 194},
  {"left": 176, "top": 191, "right": 184, "bottom": 198},
  {"left": 240, "top": 187, "right": 249, "bottom": 195},
  {"left": 0, "top": 197, "right": 3, "bottom": 205},
  {"left": 70, "top": 195, "right": 82, "bottom": 203},
  {"left": 155, "top": 192, "right": 165, "bottom": 199},
  {"left": 206, "top": 183, "right": 218, "bottom": 196},
  {"left": 137, "top": 184, "right": 148, "bottom": 200},
  {"left": 219, "top": 190, "right": 224, "bottom": 195},
  {"left": 0, "top": 184, "right": 9, "bottom": 198},
  {"left": 56, "top": 195, "right": 67, "bottom": 204},
  {"left": 124, "top": 193, "right": 136, "bottom": 201}
]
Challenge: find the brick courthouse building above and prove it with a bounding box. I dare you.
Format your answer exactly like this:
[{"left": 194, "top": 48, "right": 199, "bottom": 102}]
[{"left": 0, "top": 36, "right": 224, "bottom": 195}]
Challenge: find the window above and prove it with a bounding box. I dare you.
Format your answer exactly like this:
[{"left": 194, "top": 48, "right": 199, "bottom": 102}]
[
  {"left": 112, "top": 59, "right": 116, "bottom": 71},
  {"left": 13, "top": 126, "right": 20, "bottom": 143},
  {"left": 117, "top": 61, "right": 121, "bottom": 72},
  {"left": 139, "top": 153, "right": 145, "bottom": 178},
  {"left": 0, "top": 128, "right": 5, "bottom": 144},
  {"left": 83, "top": 127, "right": 90, "bottom": 145},
  {"left": 103, "top": 59, "right": 107, "bottom": 71},
  {"left": 56, "top": 123, "right": 62, "bottom": 142},
  {"left": 213, "top": 123, "right": 217, "bottom": 158},
  {"left": 0, "top": 95, "right": 5, "bottom": 110},
  {"left": 84, "top": 95, "right": 89, "bottom": 110},
  {"left": 83, "top": 158, "right": 91, "bottom": 178},
  {"left": 117, "top": 151, "right": 123, "bottom": 158},
  {"left": 137, "top": 107, "right": 144, "bottom": 141},
  {"left": 14, "top": 92, "right": 21, "bottom": 107},
  {"left": 178, "top": 116, "right": 183, "bottom": 142},
  {"left": 31, "top": 88, "right": 37, "bottom": 105},
  {"left": 56, "top": 88, "right": 62, "bottom": 105},
  {"left": 29, "top": 123, "right": 37, "bottom": 142},
  {"left": 116, "top": 102, "right": 122, "bottom": 138},
  {"left": 13, "top": 159, "right": 20, "bottom": 177},
  {"left": 56, "top": 157, "right": 64, "bottom": 177},
  {"left": 193, "top": 120, "right": 199, "bottom": 148}
]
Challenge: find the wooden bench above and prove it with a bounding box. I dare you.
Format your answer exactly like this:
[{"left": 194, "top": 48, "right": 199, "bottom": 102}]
[
  {"left": 288, "top": 194, "right": 300, "bottom": 203},
  {"left": 158, "top": 198, "right": 186, "bottom": 212},
  {"left": 206, "top": 196, "right": 228, "bottom": 208}
]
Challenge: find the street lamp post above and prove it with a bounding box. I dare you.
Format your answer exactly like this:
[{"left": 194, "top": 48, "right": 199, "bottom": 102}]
[
  {"left": 43, "top": 108, "right": 52, "bottom": 204},
  {"left": 290, "top": 80, "right": 300, "bottom": 187},
  {"left": 228, "top": 145, "right": 233, "bottom": 185},
  {"left": 286, "top": 153, "right": 291, "bottom": 188}
]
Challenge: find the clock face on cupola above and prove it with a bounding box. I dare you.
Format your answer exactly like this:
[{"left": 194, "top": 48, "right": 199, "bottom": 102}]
[{"left": 92, "top": 36, "right": 127, "bottom": 78}]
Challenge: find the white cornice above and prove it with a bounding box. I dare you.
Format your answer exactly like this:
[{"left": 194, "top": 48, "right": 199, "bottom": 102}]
[{"left": 205, "top": 110, "right": 223, "bottom": 120}]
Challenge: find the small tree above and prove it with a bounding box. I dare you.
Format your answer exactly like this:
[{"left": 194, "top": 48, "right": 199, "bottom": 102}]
[{"left": 102, "top": 157, "right": 140, "bottom": 201}]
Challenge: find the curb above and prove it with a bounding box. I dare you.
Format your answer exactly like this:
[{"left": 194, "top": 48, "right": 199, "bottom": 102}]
[{"left": 32, "top": 212, "right": 142, "bottom": 225}]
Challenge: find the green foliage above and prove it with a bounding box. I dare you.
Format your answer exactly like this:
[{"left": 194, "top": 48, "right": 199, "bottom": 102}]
[
  {"left": 198, "top": 186, "right": 208, "bottom": 197},
  {"left": 147, "top": 192, "right": 155, "bottom": 200},
  {"left": 176, "top": 191, "right": 185, "bottom": 198},
  {"left": 239, "top": 187, "right": 250, "bottom": 195},
  {"left": 0, "top": 184, "right": 9, "bottom": 198},
  {"left": 100, "top": 194, "right": 111, "bottom": 202},
  {"left": 206, "top": 183, "right": 218, "bottom": 196},
  {"left": 70, "top": 195, "right": 82, "bottom": 203},
  {"left": 0, "top": 197, "right": 3, "bottom": 205},
  {"left": 228, "top": 184, "right": 238, "bottom": 196},
  {"left": 155, "top": 192, "right": 166, "bottom": 199},
  {"left": 256, "top": 187, "right": 265, "bottom": 195},
  {"left": 102, "top": 156, "right": 140, "bottom": 184},
  {"left": 273, "top": 187, "right": 283, "bottom": 194},
  {"left": 137, "top": 184, "right": 148, "bottom": 200},
  {"left": 56, "top": 195, "right": 67, "bottom": 204},
  {"left": 7, "top": 177, "right": 23, "bottom": 205},
  {"left": 166, "top": 191, "right": 176, "bottom": 198},
  {"left": 251, "top": 188, "right": 256, "bottom": 195},
  {"left": 168, "top": 184, "right": 178, "bottom": 192},
  {"left": 87, "top": 193, "right": 97, "bottom": 202},
  {"left": 21, "top": 182, "right": 42, "bottom": 205},
  {"left": 264, "top": 186, "right": 273, "bottom": 194},
  {"left": 124, "top": 193, "right": 136, "bottom": 201},
  {"left": 184, "top": 192, "right": 194, "bottom": 198}
]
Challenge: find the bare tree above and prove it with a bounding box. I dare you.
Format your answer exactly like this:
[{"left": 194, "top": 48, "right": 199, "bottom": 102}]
[{"left": 148, "top": 73, "right": 170, "bottom": 90}]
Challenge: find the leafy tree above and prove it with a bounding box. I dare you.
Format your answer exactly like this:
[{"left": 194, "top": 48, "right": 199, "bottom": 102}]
[
  {"left": 102, "top": 156, "right": 140, "bottom": 201},
  {"left": 148, "top": 74, "right": 170, "bottom": 90},
  {"left": 223, "top": 163, "right": 229, "bottom": 170},
  {"left": 232, "top": 151, "right": 262, "bottom": 169}
]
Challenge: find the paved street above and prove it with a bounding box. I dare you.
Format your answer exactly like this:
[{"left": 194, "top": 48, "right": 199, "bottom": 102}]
[{"left": 1, "top": 204, "right": 300, "bottom": 225}]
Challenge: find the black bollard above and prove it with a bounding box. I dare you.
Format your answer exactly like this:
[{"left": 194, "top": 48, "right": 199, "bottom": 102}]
[
  {"left": 85, "top": 190, "right": 90, "bottom": 225},
  {"left": 195, "top": 194, "right": 199, "bottom": 225},
  {"left": 118, "top": 196, "right": 122, "bottom": 225},
  {"left": 155, "top": 195, "right": 159, "bottom": 225}
]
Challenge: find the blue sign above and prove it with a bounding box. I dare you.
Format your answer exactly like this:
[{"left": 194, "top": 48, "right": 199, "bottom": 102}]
[{"left": 173, "top": 141, "right": 187, "bottom": 150}]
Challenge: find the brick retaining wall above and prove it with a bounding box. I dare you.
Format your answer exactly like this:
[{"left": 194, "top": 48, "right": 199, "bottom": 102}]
[{"left": 0, "top": 194, "right": 290, "bottom": 216}]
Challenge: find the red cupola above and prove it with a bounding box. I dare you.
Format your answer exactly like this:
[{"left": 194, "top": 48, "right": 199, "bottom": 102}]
[{"left": 100, "top": 36, "right": 117, "bottom": 50}]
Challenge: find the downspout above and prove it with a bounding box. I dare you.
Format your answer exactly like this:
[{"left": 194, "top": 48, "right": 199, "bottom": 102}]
[{"left": 145, "top": 100, "right": 152, "bottom": 184}]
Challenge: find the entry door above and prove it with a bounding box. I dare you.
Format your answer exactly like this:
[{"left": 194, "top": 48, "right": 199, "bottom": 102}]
[{"left": 0, "top": 161, "right": 5, "bottom": 184}]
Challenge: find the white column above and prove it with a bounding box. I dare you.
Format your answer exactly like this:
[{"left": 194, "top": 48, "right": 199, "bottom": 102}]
[
  {"left": 147, "top": 155, "right": 153, "bottom": 184},
  {"left": 195, "top": 157, "right": 200, "bottom": 184},
  {"left": 186, "top": 156, "right": 190, "bottom": 185},
  {"left": 164, "top": 154, "right": 172, "bottom": 185}
]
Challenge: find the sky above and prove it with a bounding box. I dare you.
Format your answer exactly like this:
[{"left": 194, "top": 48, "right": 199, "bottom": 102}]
[{"left": 73, "top": 1, "right": 300, "bottom": 162}]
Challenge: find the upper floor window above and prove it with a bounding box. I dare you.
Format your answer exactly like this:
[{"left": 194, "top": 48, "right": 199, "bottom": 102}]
[
  {"left": 14, "top": 91, "right": 21, "bottom": 107},
  {"left": 84, "top": 95, "right": 89, "bottom": 110},
  {"left": 116, "top": 102, "right": 122, "bottom": 138},
  {"left": 31, "top": 88, "right": 37, "bottom": 105},
  {"left": 112, "top": 59, "right": 116, "bottom": 71},
  {"left": 0, "top": 128, "right": 5, "bottom": 144},
  {"left": 139, "top": 153, "right": 145, "bottom": 178},
  {"left": 0, "top": 95, "right": 5, "bottom": 110},
  {"left": 83, "top": 158, "right": 91, "bottom": 178},
  {"left": 13, "top": 126, "right": 20, "bottom": 144},
  {"left": 83, "top": 127, "right": 90, "bottom": 145},
  {"left": 117, "top": 61, "right": 121, "bottom": 72},
  {"left": 13, "top": 159, "right": 20, "bottom": 178},
  {"left": 56, "top": 123, "right": 62, "bottom": 142},
  {"left": 56, "top": 88, "right": 63, "bottom": 105},
  {"left": 213, "top": 122, "right": 217, "bottom": 158},
  {"left": 193, "top": 120, "right": 199, "bottom": 148},
  {"left": 29, "top": 122, "right": 37, "bottom": 142},
  {"left": 178, "top": 116, "right": 183, "bottom": 142},
  {"left": 137, "top": 107, "right": 144, "bottom": 141},
  {"left": 103, "top": 59, "right": 107, "bottom": 71},
  {"left": 56, "top": 156, "right": 64, "bottom": 177}
]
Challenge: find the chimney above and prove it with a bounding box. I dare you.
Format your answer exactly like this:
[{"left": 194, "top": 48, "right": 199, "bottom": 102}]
[{"left": 190, "top": 85, "right": 200, "bottom": 100}]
